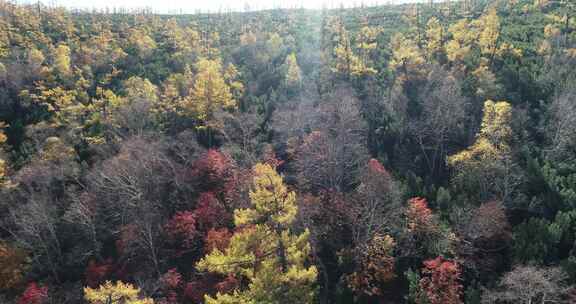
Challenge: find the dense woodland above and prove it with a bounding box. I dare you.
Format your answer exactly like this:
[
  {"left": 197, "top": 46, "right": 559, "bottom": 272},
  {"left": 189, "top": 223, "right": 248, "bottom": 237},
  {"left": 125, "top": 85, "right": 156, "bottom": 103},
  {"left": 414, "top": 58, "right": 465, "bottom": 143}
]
[{"left": 0, "top": 0, "right": 576, "bottom": 303}]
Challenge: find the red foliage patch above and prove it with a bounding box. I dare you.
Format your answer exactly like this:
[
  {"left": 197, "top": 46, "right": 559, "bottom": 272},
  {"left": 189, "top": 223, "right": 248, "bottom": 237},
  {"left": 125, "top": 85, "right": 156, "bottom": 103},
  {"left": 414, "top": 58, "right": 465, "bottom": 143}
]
[
  {"left": 18, "top": 283, "right": 48, "bottom": 304},
  {"left": 420, "top": 257, "right": 463, "bottom": 304},
  {"left": 194, "top": 192, "right": 231, "bottom": 231},
  {"left": 191, "top": 149, "right": 234, "bottom": 192},
  {"left": 161, "top": 268, "right": 183, "bottom": 290},
  {"left": 85, "top": 259, "right": 113, "bottom": 288},
  {"left": 406, "top": 197, "right": 435, "bottom": 233},
  {"left": 165, "top": 211, "right": 199, "bottom": 249},
  {"left": 184, "top": 275, "right": 219, "bottom": 303},
  {"left": 204, "top": 228, "right": 232, "bottom": 253}
]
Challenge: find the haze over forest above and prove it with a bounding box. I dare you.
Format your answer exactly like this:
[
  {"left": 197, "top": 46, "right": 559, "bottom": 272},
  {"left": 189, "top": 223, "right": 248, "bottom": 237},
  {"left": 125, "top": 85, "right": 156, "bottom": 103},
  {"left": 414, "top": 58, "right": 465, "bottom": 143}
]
[
  {"left": 0, "top": 0, "right": 576, "bottom": 303},
  {"left": 18, "top": 0, "right": 424, "bottom": 13}
]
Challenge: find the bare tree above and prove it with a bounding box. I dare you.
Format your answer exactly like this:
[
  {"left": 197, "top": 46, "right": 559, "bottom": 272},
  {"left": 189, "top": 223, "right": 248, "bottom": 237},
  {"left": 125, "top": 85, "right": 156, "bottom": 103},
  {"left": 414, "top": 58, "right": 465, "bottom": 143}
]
[
  {"left": 412, "top": 66, "right": 468, "bottom": 178},
  {"left": 293, "top": 89, "right": 369, "bottom": 192},
  {"left": 216, "top": 109, "right": 261, "bottom": 166},
  {"left": 547, "top": 86, "right": 576, "bottom": 162},
  {"left": 350, "top": 159, "right": 403, "bottom": 248},
  {"left": 482, "top": 265, "right": 571, "bottom": 304},
  {"left": 7, "top": 191, "right": 62, "bottom": 281},
  {"left": 88, "top": 137, "right": 181, "bottom": 276}
]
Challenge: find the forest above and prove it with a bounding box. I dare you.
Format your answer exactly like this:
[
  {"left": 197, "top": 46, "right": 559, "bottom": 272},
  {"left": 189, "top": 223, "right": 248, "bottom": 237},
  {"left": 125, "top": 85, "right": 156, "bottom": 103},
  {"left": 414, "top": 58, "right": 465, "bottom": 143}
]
[{"left": 0, "top": 0, "right": 575, "bottom": 303}]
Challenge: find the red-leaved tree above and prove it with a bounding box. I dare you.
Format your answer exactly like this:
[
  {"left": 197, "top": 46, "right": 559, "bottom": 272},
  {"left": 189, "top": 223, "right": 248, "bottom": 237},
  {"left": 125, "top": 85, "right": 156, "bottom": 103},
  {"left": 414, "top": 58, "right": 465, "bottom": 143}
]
[
  {"left": 160, "top": 268, "right": 183, "bottom": 304},
  {"left": 419, "top": 257, "right": 463, "bottom": 304},
  {"left": 194, "top": 192, "right": 231, "bottom": 231},
  {"left": 204, "top": 228, "right": 232, "bottom": 253},
  {"left": 165, "top": 211, "right": 199, "bottom": 250},
  {"left": 85, "top": 259, "right": 113, "bottom": 288},
  {"left": 406, "top": 197, "right": 435, "bottom": 234},
  {"left": 191, "top": 149, "right": 234, "bottom": 193},
  {"left": 18, "top": 283, "right": 48, "bottom": 304}
]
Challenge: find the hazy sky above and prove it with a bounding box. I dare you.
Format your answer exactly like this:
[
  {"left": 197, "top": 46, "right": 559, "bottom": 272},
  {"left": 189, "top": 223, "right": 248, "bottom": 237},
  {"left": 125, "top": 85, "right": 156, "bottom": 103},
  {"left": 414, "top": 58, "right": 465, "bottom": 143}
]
[{"left": 27, "top": 0, "right": 422, "bottom": 13}]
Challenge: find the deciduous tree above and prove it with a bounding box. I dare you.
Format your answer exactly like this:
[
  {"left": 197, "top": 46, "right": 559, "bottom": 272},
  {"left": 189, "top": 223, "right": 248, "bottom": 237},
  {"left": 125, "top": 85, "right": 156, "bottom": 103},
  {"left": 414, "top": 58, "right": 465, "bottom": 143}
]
[
  {"left": 84, "top": 281, "right": 154, "bottom": 304},
  {"left": 419, "top": 257, "right": 463, "bottom": 304},
  {"left": 197, "top": 163, "right": 317, "bottom": 303}
]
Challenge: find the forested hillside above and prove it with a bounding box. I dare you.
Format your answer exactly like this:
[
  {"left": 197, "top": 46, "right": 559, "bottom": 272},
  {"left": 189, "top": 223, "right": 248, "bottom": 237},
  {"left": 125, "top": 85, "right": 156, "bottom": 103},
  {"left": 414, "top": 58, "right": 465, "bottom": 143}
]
[{"left": 0, "top": 0, "right": 576, "bottom": 303}]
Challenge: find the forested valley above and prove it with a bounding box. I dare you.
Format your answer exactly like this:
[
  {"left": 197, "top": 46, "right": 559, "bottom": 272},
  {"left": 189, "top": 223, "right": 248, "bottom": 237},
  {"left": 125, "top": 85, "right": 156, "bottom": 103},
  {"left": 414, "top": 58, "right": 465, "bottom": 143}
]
[{"left": 0, "top": 0, "right": 576, "bottom": 303}]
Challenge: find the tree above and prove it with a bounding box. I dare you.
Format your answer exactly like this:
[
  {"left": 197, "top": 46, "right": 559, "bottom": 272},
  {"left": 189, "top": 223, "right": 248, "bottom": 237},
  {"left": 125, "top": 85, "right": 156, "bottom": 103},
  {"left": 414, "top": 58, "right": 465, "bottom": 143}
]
[
  {"left": 454, "top": 201, "right": 511, "bottom": 282},
  {"left": 0, "top": 241, "right": 27, "bottom": 290},
  {"left": 445, "top": 19, "right": 478, "bottom": 63},
  {"left": 389, "top": 33, "right": 425, "bottom": 76},
  {"left": 406, "top": 198, "right": 435, "bottom": 234},
  {"left": 204, "top": 228, "right": 232, "bottom": 253},
  {"left": 420, "top": 257, "right": 463, "bottom": 304},
  {"left": 180, "top": 58, "right": 237, "bottom": 124},
  {"left": 425, "top": 17, "right": 444, "bottom": 61},
  {"left": 294, "top": 91, "right": 369, "bottom": 192},
  {"left": 403, "top": 198, "right": 455, "bottom": 258},
  {"left": 284, "top": 52, "right": 302, "bottom": 88},
  {"left": 8, "top": 194, "right": 63, "bottom": 282},
  {"left": 412, "top": 66, "right": 467, "bottom": 178},
  {"left": 330, "top": 18, "right": 375, "bottom": 77},
  {"left": 89, "top": 138, "right": 178, "bottom": 274},
  {"left": 347, "top": 234, "right": 396, "bottom": 297},
  {"left": 547, "top": 86, "right": 576, "bottom": 161},
  {"left": 194, "top": 192, "right": 231, "bottom": 231},
  {"left": 53, "top": 43, "right": 72, "bottom": 79},
  {"left": 126, "top": 28, "right": 157, "bottom": 58},
  {"left": 18, "top": 282, "right": 48, "bottom": 304},
  {"left": 159, "top": 268, "right": 182, "bottom": 304},
  {"left": 197, "top": 163, "right": 317, "bottom": 303},
  {"left": 0, "top": 124, "right": 8, "bottom": 183},
  {"left": 84, "top": 281, "right": 154, "bottom": 304},
  {"left": 104, "top": 76, "right": 163, "bottom": 136},
  {"left": 85, "top": 260, "right": 113, "bottom": 288},
  {"left": 477, "top": 8, "right": 500, "bottom": 60},
  {"left": 351, "top": 159, "right": 402, "bottom": 247},
  {"left": 356, "top": 24, "right": 381, "bottom": 74},
  {"left": 164, "top": 211, "right": 199, "bottom": 251},
  {"left": 448, "top": 100, "right": 517, "bottom": 202},
  {"left": 481, "top": 265, "right": 571, "bottom": 304}
]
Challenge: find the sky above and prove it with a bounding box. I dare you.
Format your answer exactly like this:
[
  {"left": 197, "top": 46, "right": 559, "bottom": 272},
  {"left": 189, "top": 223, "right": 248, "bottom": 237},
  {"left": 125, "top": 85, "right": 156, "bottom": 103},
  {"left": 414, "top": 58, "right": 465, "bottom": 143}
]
[{"left": 23, "top": 0, "right": 423, "bottom": 13}]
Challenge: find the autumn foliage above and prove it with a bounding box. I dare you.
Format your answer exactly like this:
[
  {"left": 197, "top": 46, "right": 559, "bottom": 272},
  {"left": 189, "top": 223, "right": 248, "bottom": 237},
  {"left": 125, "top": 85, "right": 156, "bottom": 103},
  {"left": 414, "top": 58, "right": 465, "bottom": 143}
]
[
  {"left": 0, "top": 242, "right": 27, "bottom": 290},
  {"left": 406, "top": 197, "right": 435, "bottom": 233},
  {"left": 419, "top": 257, "right": 463, "bottom": 304},
  {"left": 194, "top": 192, "right": 230, "bottom": 231},
  {"left": 347, "top": 234, "right": 396, "bottom": 296},
  {"left": 19, "top": 283, "right": 48, "bottom": 304},
  {"left": 0, "top": 1, "right": 575, "bottom": 303},
  {"left": 203, "top": 228, "right": 232, "bottom": 253},
  {"left": 85, "top": 260, "right": 113, "bottom": 288},
  {"left": 164, "top": 211, "right": 199, "bottom": 250}
]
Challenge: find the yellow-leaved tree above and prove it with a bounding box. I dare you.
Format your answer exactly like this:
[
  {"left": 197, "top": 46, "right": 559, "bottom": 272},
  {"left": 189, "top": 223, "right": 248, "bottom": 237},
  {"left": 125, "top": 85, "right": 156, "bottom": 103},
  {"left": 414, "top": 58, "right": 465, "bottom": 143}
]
[
  {"left": 331, "top": 19, "right": 376, "bottom": 78},
  {"left": 0, "top": 124, "right": 7, "bottom": 182},
  {"left": 197, "top": 163, "right": 317, "bottom": 304},
  {"left": 53, "top": 43, "right": 72, "bottom": 79},
  {"left": 445, "top": 19, "right": 478, "bottom": 63},
  {"left": 477, "top": 8, "right": 501, "bottom": 60},
  {"left": 84, "top": 281, "right": 154, "bottom": 304},
  {"left": 284, "top": 52, "right": 302, "bottom": 87},
  {"left": 425, "top": 17, "right": 444, "bottom": 61},
  {"left": 180, "top": 58, "right": 237, "bottom": 123},
  {"left": 448, "top": 100, "right": 516, "bottom": 201},
  {"left": 389, "top": 33, "right": 425, "bottom": 76}
]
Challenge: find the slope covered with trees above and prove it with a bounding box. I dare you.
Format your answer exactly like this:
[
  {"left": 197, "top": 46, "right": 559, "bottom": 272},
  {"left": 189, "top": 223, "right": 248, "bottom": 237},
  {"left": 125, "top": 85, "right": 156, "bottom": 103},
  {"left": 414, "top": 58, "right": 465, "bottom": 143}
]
[{"left": 0, "top": 0, "right": 576, "bottom": 303}]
